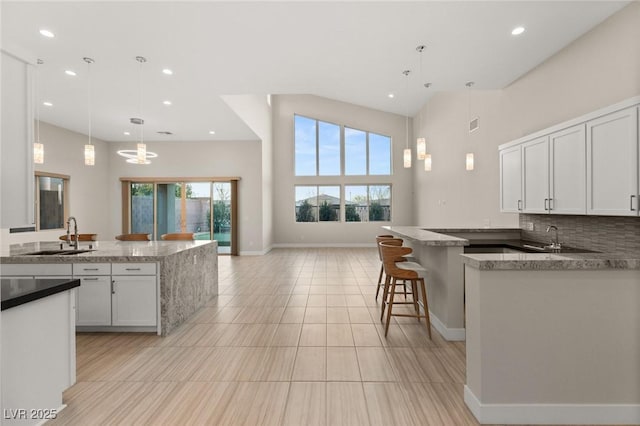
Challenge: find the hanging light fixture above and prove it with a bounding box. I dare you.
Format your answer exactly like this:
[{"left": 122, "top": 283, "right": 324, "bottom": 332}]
[
  {"left": 34, "top": 59, "right": 44, "bottom": 164},
  {"left": 415, "top": 45, "right": 426, "bottom": 161},
  {"left": 84, "top": 57, "right": 95, "bottom": 166},
  {"left": 117, "top": 56, "right": 157, "bottom": 164},
  {"left": 402, "top": 69, "right": 411, "bottom": 168},
  {"left": 465, "top": 81, "right": 475, "bottom": 171},
  {"left": 424, "top": 153, "right": 432, "bottom": 171}
]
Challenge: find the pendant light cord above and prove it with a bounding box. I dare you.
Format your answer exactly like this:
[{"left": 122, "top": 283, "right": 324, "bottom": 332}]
[
  {"left": 86, "top": 58, "right": 92, "bottom": 145},
  {"left": 139, "top": 57, "right": 144, "bottom": 145},
  {"left": 36, "top": 60, "right": 41, "bottom": 144},
  {"left": 403, "top": 70, "right": 410, "bottom": 149}
]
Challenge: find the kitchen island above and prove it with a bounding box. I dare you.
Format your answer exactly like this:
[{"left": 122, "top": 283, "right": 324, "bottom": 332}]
[
  {"left": 2, "top": 278, "right": 80, "bottom": 425},
  {"left": 462, "top": 252, "right": 640, "bottom": 425},
  {"left": 0, "top": 240, "right": 218, "bottom": 336},
  {"left": 381, "top": 226, "right": 521, "bottom": 340}
]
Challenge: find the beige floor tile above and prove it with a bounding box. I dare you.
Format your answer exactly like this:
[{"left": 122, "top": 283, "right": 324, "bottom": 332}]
[
  {"left": 299, "top": 323, "right": 327, "bottom": 346},
  {"left": 254, "top": 347, "right": 297, "bottom": 381},
  {"left": 193, "top": 322, "right": 230, "bottom": 346},
  {"left": 433, "top": 346, "right": 466, "bottom": 384},
  {"left": 346, "top": 294, "right": 367, "bottom": 307},
  {"left": 326, "top": 294, "right": 347, "bottom": 307},
  {"left": 304, "top": 307, "right": 327, "bottom": 323},
  {"left": 308, "top": 294, "right": 328, "bottom": 306},
  {"left": 327, "top": 324, "right": 355, "bottom": 346},
  {"left": 282, "top": 382, "right": 326, "bottom": 426},
  {"left": 343, "top": 285, "right": 363, "bottom": 295},
  {"left": 292, "top": 346, "right": 326, "bottom": 381},
  {"left": 412, "top": 347, "right": 450, "bottom": 383},
  {"left": 327, "top": 382, "right": 370, "bottom": 426},
  {"left": 327, "top": 347, "right": 361, "bottom": 381},
  {"left": 327, "top": 307, "right": 350, "bottom": 323},
  {"left": 270, "top": 323, "right": 302, "bottom": 346},
  {"left": 309, "top": 285, "right": 328, "bottom": 295},
  {"left": 351, "top": 324, "right": 383, "bottom": 346},
  {"left": 348, "top": 307, "right": 374, "bottom": 323},
  {"left": 216, "top": 382, "right": 290, "bottom": 426},
  {"left": 362, "top": 382, "right": 418, "bottom": 426},
  {"left": 211, "top": 306, "right": 243, "bottom": 323},
  {"left": 356, "top": 347, "right": 397, "bottom": 382},
  {"left": 288, "top": 294, "right": 309, "bottom": 306},
  {"left": 281, "top": 306, "right": 306, "bottom": 323},
  {"left": 385, "top": 347, "right": 433, "bottom": 382}
]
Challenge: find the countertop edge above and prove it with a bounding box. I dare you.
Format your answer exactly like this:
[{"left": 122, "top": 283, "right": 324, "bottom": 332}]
[
  {"left": 461, "top": 255, "right": 640, "bottom": 271},
  {"left": 1, "top": 278, "right": 81, "bottom": 311}
]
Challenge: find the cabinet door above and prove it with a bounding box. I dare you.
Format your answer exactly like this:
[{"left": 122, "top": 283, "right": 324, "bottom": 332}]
[
  {"left": 499, "top": 145, "right": 522, "bottom": 213},
  {"left": 76, "top": 276, "right": 111, "bottom": 326},
  {"left": 522, "top": 136, "right": 550, "bottom": 213},
  {"left": 111, "top": 276, "right": 157, "bottom": 326},
  {"left": 587, "top": 107, "right": 639, "bottom": 216},
  {"left": 549, "top": 124, "right": 586, "bottom": 214}
]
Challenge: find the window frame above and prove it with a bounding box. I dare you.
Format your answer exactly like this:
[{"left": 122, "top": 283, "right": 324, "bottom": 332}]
[
  {"left": 34, "top": 171, "right": 70, "bottom": 231},
  {"left": 344, "top": 184, "right": 392, "bottom": 223},
  {"left": 294, "top": 184, "right": 342, "bottom": 223},
  {"left": 294, "top": 114, "right": 342, "bottom": 177}
]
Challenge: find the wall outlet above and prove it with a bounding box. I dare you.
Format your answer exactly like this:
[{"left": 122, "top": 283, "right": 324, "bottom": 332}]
[{"left": 526, "top": 222, "right": 534, "bottom": 231}]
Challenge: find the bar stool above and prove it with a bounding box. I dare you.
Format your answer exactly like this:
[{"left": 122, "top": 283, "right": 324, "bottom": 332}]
[
  {"left": 375, "top": 235, "right": 398, "bottom": 300},
  {"left": 115, "top": 233, "right": 151, "bottom": 241},
  {"left": 161, "top": 232, "right": 195, "bottom": 240},
  {"left": 379, "top": 240, "right": 431, "bottom": 338}
]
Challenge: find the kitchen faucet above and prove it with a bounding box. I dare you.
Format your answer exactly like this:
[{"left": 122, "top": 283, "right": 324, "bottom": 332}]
[
  {"left": 545, "top": 225, "right": 561, "bottom": 250},
  {"left": 66, "top": 216, "right": 79, "bottom": 249}
]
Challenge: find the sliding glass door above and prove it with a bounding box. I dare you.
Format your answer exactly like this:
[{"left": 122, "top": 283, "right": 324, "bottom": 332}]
[{"left": 125, "top": 179, "right": 237, "bottom": 254}]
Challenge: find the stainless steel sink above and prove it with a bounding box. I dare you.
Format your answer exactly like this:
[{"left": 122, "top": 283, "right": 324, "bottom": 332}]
[{"left": 25, "top": 249, "right": 94, "bottom": 256}]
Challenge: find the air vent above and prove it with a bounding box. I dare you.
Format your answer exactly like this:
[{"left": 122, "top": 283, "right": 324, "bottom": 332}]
[
  {"left": 130, "top": 117, "right": 144, "bottom": 125},
  {"left": 157, "top": 131, "right": 173, "bottom": 135},
  {"left": 469, "top": 117, "right": 479, "bottom": 133}
]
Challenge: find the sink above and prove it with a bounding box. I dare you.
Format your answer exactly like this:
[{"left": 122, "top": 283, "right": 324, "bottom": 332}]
[{"left": 25, "top": 249, "right": 94, "bottom": 256}]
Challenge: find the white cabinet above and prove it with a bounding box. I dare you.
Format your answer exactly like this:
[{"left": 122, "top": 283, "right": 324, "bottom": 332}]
[
  {"left": 586, "top": 106, "right": 639, "bottom": 216},
  {"left": 111, "top": 276, "right": 157, "bottom": 326},
  {"left": 550, "top": 124, "right": 587, "bottom": 214},
  {"left": 76, "top": 276, "right": 111, "bottom": 326},
  {"left": 521, "top": 136, "right": 549, "bottom": 214},
  {"left": 499, "top": 145, "right": 522, "bottom": 212}
]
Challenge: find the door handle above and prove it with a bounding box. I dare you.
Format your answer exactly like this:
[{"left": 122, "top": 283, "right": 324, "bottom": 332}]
[
  {"left": 517, "top": 200, "right": 522, "bottom": 211},
  {"left": 632, "top": 195, "right": 637, "bottom": 211},
  {"left": 111, "top": 280, "right": 116, "bottom": 294},
  {"left": 548, "top": 198, "right": 553, "bottom": 211},
  {"left": 544, "top": 198, "right": 548, "bottom": 211},
  {"left": 83, "top": 277, "right": 98, "bottom": 281}
]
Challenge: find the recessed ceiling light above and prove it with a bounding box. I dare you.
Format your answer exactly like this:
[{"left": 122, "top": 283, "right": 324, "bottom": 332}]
[
  {"left": 511, "top": 26, "right": 525, "bottom": 36},
  {"left": 39, "top": 29, "right": 55, "bottom": 38},
  {"left": 388, "top": 93, "right": 395, "bottom": 99},
  {"left": 123, "top": 131, "right": 131, "bottom": 136},
  {"left": 162, "top": 69, "right": 173, "bottom": 75},
  {"left": 43, "top": 101, "right": 53, "bottom": 107},
  {"left": 65, "top": 70, "right": 77, "bottom": 76},
  {"left": 163, "top": 100, "right": 172, "bottom": 106},
  {"left": 209, "top": 130, "right": 216, "bottom": 135}
]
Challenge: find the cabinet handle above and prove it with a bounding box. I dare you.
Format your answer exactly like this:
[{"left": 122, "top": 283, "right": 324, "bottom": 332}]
[
  {"left": 126, "top": 268, "right": 141, "bottom": 271},
  {"left": 632, "top": 195, "right": 637, "bottom": 211},
  {"left": 544, "top": 198, "right": 549, "bottom": 211},
  {"left": 111, "top": 280, "right": 116, "bottom": 294},
  {"left": 548, "top": 198, "right": 553, "bottom": 211},
  {"left": 83, "top": 277, "right": 99, "bottom": 281},
  {"left": 83, "top": 268, "right": 99, "bottom": 271},
  {"left": 517, "top": 200, "right": 522, "bottom": 211}
]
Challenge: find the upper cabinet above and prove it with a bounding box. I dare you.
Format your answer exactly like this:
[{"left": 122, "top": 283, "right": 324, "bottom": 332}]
[
  {"left": 499, "top": 98, "right": 638, "bottom": 217},
  {"left": 1, "top": 50, "right": 35, "bottom": 229},
  {"left": 586, "top": 107, "right": 638, "bottom": 216}
]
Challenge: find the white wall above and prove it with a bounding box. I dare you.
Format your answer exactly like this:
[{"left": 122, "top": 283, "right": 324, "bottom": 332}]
[
  {"left": 272, "top": 94, "right": 414, "bottom": 246},
  {"left": 1, "top": 121, "right": 111, "bottom": 244},
  {"left": 412, "top": 1, "right": 640, "bottom": 228},
  {"left": 222, "top": 94, "right": 273, "bottom": 253},
  {"left": 106, "top": 139, "right": 263, "bottom": 253}
]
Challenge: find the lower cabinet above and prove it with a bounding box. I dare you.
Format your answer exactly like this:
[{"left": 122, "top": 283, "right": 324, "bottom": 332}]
[
  {"left": 76, "top": 276, "right": 111, "bottom": 326},
  {"left": 111, "top": 276, "right": 157, "bottom": 326}
]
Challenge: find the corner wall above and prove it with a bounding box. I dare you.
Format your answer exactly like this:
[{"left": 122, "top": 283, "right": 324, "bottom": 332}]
[{"left": 272, "top": 94, "right": 414, "bottom": 246}]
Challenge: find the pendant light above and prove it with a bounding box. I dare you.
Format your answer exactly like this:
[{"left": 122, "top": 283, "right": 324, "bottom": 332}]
[
  {"left": 117, "top": 56, "right": 157, "bottom": 164},
  {"left": 415, "top": 45, "right": 426, "bottom": 160},
  {"left": 84, "top": 57, "right": 95, "bottom": 166},
  {"left": 34, "top": 59, "right": 44, "bottom": 164},
  {"left": 402, "top": 69, "right": 411, "bottom": 168},
  {"left": 465, "top": 81, "right": 474, "bottom": 171}
]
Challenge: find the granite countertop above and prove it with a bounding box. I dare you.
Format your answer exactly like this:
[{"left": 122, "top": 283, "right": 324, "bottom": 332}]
[
  {"left": 425, "top": 227, "right": 522, "bottom": 234},
  {"left": 381, "top": 226, "right": 469, "bottom": 246},
  {"left": 461, "top": 252, "right": 640, "bottom": 270},
  {"left": 1, "top": 240, "right": 216, "bottom": 264},
  {"left": 1, "top": 278, "right": 80, "bottom": 310}
]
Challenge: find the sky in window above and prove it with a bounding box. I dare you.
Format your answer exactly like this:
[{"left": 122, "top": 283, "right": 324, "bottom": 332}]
[
  {"left": 319, "top": 122, "right": 340, "bottom": 175},
  {"left": 345, "top": 128, "right": 366, "bottom": 175},
  {"left": 369, "top": 133, "right": 391, "bottom": 175},
  {"left": 295, "top": 115, "right": 316, "bottom": 176}
]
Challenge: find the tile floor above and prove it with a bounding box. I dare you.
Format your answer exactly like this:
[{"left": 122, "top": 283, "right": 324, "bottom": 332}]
[{"left": 51, "top": 248, "right": 481, "bottom": 425}]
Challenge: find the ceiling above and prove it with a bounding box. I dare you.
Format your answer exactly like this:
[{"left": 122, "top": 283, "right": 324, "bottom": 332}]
[{"left": 1, "top": 1, "right": 629, "bottom": 142}]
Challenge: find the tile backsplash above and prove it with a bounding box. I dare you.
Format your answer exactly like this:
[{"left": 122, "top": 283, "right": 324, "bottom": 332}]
[{"left": 520, "top": 214, "right": 640, "bottom": 254}]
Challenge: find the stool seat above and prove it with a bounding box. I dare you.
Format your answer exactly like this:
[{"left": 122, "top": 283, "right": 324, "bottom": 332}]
[{"left": 397, "top": 261, "right": 426, "bottom": 272}]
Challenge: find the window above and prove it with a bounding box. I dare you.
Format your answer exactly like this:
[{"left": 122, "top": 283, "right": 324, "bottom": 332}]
[
  {"left": 295, "top": 115, "right": 340, "bottom": 176},
  {"left": 345, "top": 184, "right": 391, "bottom": 222},
  {"left": 344, "top": 128, "right": 391, "bottom": 176},
  {"left": 295, "top": 185, "right": 340, "bottom": 222},
  {"left": 35, "top": 172, "right": 69, "bottom": 230}
]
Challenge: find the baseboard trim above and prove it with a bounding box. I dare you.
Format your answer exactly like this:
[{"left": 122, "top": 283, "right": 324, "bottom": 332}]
[
  {"left": 464, "top": 386, "right": 640, "bottom": 425},
  {"left": 429, "top": 311, "right": 465, "bottom": 341},
  {"left": 35, "top": 404, "right": 67, "bottom": 426},
  {"left": 239, "top": 247, "right": 272, "bottom": 256},
  {"left": 271, "top": 243, "right": 376, "bottom": 248}
]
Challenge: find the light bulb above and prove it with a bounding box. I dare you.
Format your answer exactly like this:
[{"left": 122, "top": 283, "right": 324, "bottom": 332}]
[
  {"left": 424, "top": 154, "right": 432, "bottom": 171},
  {"left": 403, "top": 149, "right": 411, "bottom": 168}
]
